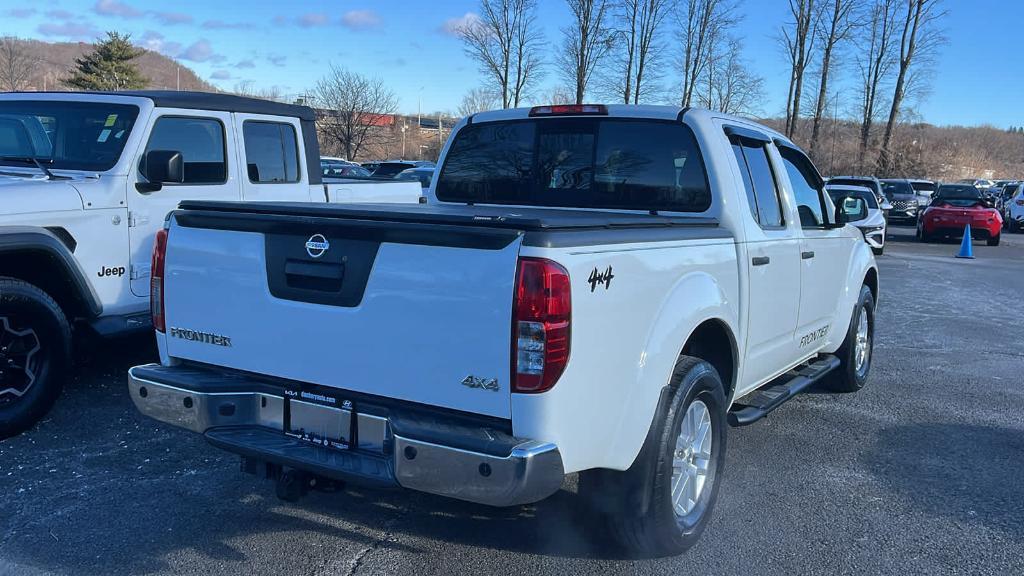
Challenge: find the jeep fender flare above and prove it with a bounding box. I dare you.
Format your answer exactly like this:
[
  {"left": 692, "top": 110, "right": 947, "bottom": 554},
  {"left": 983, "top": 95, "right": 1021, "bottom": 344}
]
[
  {"left": 0, "top": 226, "right": 103, "bottom": 318},
  {"left": 603, "top": 269, "right": 738, "bottom": 471}
]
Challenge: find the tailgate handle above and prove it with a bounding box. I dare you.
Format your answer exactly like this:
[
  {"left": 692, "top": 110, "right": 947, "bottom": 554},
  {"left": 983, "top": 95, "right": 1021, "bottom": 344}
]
[
  {"left": 284, "top": 258, "right": 344, "bottom": 289},
  {"left": 285, "top": 260, "right": 344, "bottom": 280}
]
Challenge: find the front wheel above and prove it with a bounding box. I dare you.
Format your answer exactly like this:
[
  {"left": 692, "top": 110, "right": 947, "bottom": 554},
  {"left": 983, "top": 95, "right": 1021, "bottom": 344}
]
[
  {"left": 0, "top": 278, "right": 71, "bottom": 439},
  {"left": 826, "top": 284, "right": 875, "bottom": 393},
  {"left": 579, "top": 356, "right": 727, "bottom": 557}
]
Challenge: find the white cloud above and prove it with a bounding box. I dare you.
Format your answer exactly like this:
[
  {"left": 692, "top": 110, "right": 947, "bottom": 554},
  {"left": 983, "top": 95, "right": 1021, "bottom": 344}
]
[
  {"left": 179, "top": 39, "right": 216, "bottom": 62},
  {"left": 440, "top": 12, "right": 479, "bottom": 36},
  {"left": 37, "top": 22, "right": 101, "bottom": 41},
  {"left": 211, "top": 70, "right": 232, "bottom": 80},
  {"left": 93, "top": 0, "right": 143, "bottom": 19},
  {"left": 298, "top": 13, "right": 330, "bottom": 27},
  {"left": 153, "top": 12, "right": 193, "bottom": 26},
  {"left": 340, "top": 10, "right": 380, "bottom": 30}
]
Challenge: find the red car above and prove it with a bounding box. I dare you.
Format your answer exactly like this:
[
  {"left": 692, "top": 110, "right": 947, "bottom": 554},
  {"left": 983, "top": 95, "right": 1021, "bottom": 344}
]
[{"left": 917, "top": 184, "right": 1003, "bottom": 246}]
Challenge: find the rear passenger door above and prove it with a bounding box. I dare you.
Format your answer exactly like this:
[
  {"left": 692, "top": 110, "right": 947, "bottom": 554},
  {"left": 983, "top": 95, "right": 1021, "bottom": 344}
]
[
  {"left": 726, "top": 128, "right": 801, "bottom": 392},
  {"left": 776, "top": 145, "right": 847, "bottom": 352},
  {"left": 128, "top": 111, "right": 240, "bottom": 297},
  {"left": 233, "top": 114, "right": 312, "bottom": 202}
]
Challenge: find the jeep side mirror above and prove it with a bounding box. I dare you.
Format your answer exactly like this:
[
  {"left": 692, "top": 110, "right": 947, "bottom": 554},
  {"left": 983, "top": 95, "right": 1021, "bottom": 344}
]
[{"left": 137, "top": 150, "right": 184, "bottom": 193}]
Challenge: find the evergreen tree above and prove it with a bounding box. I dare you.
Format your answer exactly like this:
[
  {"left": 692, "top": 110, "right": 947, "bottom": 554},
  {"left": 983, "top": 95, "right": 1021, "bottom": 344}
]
[{"left": 63, "top": 32, "right": 147, "bottom": 91}]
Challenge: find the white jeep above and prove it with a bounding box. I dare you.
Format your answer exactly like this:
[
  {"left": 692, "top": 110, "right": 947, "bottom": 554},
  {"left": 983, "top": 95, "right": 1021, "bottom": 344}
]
[{"left": 0, "top": 91, "right": 422, "bottom": 437}]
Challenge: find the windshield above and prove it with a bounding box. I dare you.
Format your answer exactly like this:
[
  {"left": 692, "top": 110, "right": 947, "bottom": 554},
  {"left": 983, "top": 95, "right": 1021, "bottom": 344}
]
[
  {"left": 828, "top": 178, "right": 880, "bottom": 196},
  {"left": 436, "top": 118, "right": 711, "bottom": 212},
  {"left": 372, "top": 162, "right": 415, "bottom": 178},
  {"left": 933, "top": 185, "right": 986, "bottom": 207},
  {"left": 395, "top": 168, "right": 433, "bottom": 187},
  {"left": 828, "top": 188, "right": 878, "bottom": 209},
  {"left": 910, "top": 181, "right": 936, "bottom": 193},
  {"left": 0, "top": 101, "right": 139, "bottom": 172},
  {"left": 881, "top": 180, "right": 914, "bottom": 197}
]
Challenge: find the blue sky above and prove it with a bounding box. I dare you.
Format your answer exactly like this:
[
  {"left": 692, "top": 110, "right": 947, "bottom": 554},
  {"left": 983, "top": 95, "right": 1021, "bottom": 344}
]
[{"left": 1, "top": 0, "right": 1021, "bottom": 127}]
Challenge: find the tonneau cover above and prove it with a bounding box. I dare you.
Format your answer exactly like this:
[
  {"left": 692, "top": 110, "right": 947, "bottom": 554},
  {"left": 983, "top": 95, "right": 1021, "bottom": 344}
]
[{"left": 176, "top": 200, "right": 719, "bottom": 232}]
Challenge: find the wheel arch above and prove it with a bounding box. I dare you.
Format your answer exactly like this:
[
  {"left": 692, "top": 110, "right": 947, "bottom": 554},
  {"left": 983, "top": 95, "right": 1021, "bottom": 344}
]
[
  {"left": 603, "top": 269, "right": 739, "bottom": 471},
  {"left": 0, "top": 227, "right": 102, "bottom": 321}
]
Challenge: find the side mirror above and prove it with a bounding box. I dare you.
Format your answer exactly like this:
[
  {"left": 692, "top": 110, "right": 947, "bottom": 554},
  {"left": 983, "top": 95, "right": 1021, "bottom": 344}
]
[
  {"left": 835, "top": 195, "right": 868, "bottom": 225},
  {"left": 137, "top": 150, "right": 184, "bottom": 192}
]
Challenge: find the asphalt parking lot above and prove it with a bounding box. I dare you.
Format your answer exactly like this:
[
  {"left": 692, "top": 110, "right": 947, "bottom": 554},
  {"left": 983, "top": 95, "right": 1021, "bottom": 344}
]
[{"left": 1, "top": 225, "right": 1022, "bottom": 576}]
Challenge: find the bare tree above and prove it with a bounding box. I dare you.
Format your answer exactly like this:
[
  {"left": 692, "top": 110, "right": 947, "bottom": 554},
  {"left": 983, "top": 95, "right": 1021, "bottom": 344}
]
[
  {"left": 781, "top": 0, "right": 819, "bottom": 137},
  {"left": 232, "top": 80, "right": 284, "bottom": 102},
  {"left": 855, "top": 0, "right": 898, "bottom": 171},
  {"left": 0, "top": 37, "right": 37, "bottom": 92},
  {"left": 558, "top": 0, "right": 613, "bottom": 104},
  {"left": 698, "top": 36, "right": 765, "bottom": 116},
  {"left": 312, "top": 66, "right": 399, "bottom": 161},
  {"left": 603, "top": 0, "right": 671, "bottom": 104},
  {"left": 457, "top": 87, "right": 500, "bottom": 117},
  {"left": 808, "top": 0, "right": 858, "bottom": 160},
  {"left": 877, "top": 0, "right": 944, "bottom": 172},
  {"left": 678, "top": 0, "right": 736, "bottom": 108},
  {"left": 458, "top": 0, "right": 544, "bottom": 108}
]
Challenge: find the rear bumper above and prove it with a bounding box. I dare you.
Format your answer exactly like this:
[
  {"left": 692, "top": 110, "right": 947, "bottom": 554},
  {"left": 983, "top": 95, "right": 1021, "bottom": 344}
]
[
  {"left": 922, "top": 223, "right": 999, "bottom": 238},
  {"left": 128, "top": 364, "right": 564, "bottom": 507}
]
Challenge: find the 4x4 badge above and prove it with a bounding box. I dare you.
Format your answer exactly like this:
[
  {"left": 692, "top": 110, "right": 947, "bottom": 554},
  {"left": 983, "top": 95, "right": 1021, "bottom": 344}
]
[{"left": 461, "top": 375, "right": 499, "bottom": 392}]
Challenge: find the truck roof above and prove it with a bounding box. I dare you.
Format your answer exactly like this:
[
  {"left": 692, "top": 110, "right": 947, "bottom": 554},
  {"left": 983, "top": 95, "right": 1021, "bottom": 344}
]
[
  {"left": 467, "top": 105, "right": 789, "bottom": 144},
  {"left": 0, "top": 90, "right": 316, "bottom": 121}
]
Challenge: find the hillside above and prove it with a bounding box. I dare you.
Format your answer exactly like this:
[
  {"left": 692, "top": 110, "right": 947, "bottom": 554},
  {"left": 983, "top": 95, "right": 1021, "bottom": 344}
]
[{"left": 7, "top": 38, "right": 214, "bottom": 92}]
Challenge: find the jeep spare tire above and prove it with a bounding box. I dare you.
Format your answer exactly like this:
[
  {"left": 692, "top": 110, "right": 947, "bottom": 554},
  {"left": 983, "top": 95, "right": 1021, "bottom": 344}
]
[{"left": 0, "top": 278, "right": 71, "bottom": 439}]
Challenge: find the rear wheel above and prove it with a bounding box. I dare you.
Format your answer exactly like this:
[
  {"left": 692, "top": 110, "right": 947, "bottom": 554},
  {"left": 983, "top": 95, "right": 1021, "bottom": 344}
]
[
  {"left": 0, "top": 278, "right": 71, "bottom": 439},
  {"left": 987, "top": 234, "right": 1000, "bottom": 246},
  {"left": 579, "top": 356, "right": 727, "bottom": 557},
  {"left": 826, "top": 284, "right": 875, "bottom": 393},
  {"left": 916, "top": 224, "right": 930, "bottom": 243}
]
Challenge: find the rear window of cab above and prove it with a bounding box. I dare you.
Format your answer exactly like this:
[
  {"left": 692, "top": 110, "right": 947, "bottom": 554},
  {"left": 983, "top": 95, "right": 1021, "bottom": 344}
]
[{"left": 435, "top": 118, "right": 711, "bottom": 212}]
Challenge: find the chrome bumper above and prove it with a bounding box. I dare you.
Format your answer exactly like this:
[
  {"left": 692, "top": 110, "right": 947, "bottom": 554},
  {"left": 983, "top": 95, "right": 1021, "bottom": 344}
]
[{"left": 128, "top": 365, "right": 564, "bottom": 507}]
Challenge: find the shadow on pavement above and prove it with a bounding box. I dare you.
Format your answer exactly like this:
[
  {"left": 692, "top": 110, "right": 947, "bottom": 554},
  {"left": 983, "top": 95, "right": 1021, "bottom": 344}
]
[{"left": 863, "top": 423, "right": 1024, "bottom": 537}]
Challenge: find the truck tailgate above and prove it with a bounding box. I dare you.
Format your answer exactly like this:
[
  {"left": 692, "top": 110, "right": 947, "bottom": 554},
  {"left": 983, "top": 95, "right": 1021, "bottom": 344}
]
[{"left": 162, "top": 208, "right": 523, "bottom": 419}]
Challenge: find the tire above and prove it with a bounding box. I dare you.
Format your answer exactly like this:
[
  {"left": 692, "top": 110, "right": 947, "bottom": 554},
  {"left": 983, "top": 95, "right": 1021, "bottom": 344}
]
[
  {"left": 872, "top": 246, "right": 884, "bottom": 256},
  {"left": 579, "top": 356, "right": 727, "bottom": 557},
  {"left": 987, "top": 234, "right": 1000, "bottom": 246},
  {"left": 0, "top": 278, "right": 71, "bottom": 439},
  {"left": 826, "top": 284, "right": 875, "bottom": 393},
  {"left": 916, "top": 224, "right": 929, "bottom": 243}
]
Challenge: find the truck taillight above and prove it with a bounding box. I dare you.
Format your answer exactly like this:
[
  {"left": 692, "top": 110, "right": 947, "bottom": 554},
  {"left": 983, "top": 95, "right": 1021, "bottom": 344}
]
[
  {"left": 512, "top": 258, "right": 571, "bottom": 393},
  {"left": 150, "top": 228, "right": 168, "bottom": 333}
]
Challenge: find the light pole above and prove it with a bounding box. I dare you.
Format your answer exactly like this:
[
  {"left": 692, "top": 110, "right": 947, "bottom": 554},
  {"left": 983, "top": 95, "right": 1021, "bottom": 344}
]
[{"left": 401, "top": 123, "right": 408, "bottom": 158}]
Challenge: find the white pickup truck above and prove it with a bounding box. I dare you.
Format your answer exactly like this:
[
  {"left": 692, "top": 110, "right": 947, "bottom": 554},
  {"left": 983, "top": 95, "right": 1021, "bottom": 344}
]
[
  {"left": 0, "top": 90, "right": 422, "bottom": 438},
  {"left": 129, "top": 105, "right": 878, "bottom": 556}
]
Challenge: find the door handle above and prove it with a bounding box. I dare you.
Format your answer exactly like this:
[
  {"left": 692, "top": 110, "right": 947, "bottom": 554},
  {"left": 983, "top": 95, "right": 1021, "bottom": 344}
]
[
  {"left": 801, "top": 251, "right": 815, "bottom": 260},
  {"left": 751, "top": 256, "right": 770, "bottom": 266}
]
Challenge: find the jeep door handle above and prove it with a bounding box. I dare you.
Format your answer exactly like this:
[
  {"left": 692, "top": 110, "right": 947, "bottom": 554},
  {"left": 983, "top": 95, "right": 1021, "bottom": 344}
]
[
  {"left": 751, "top": 256, "right": 770, "bottom": 266},
  {"left": 801, "top": 251, "right": 815, "bottom": 260}
]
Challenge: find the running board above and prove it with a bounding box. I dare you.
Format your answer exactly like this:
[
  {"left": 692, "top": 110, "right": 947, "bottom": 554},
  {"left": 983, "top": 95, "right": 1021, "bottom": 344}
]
[{"left": 727, "top": 354, "right": 840, "bottom": 427}]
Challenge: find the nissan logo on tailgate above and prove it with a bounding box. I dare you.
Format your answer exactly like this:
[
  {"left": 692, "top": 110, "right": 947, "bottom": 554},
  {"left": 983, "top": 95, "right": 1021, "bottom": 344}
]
[{"left": 305, "top": 234, "right": 330, "bottom": 258}]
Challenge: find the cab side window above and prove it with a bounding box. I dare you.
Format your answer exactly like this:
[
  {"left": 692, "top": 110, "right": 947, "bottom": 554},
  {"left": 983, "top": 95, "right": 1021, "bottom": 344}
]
[
  {"left": 243, "top": 121, "right": 300, "bottom": 183},
  {"left": 731, "top": 137, "right": 784, "bottom": 228},
  {"left": 779, "top": 146, "right": 828, "bottom": 228},
  {"left": 143, "top": 116, "right": 226, "bottom": 184}
]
